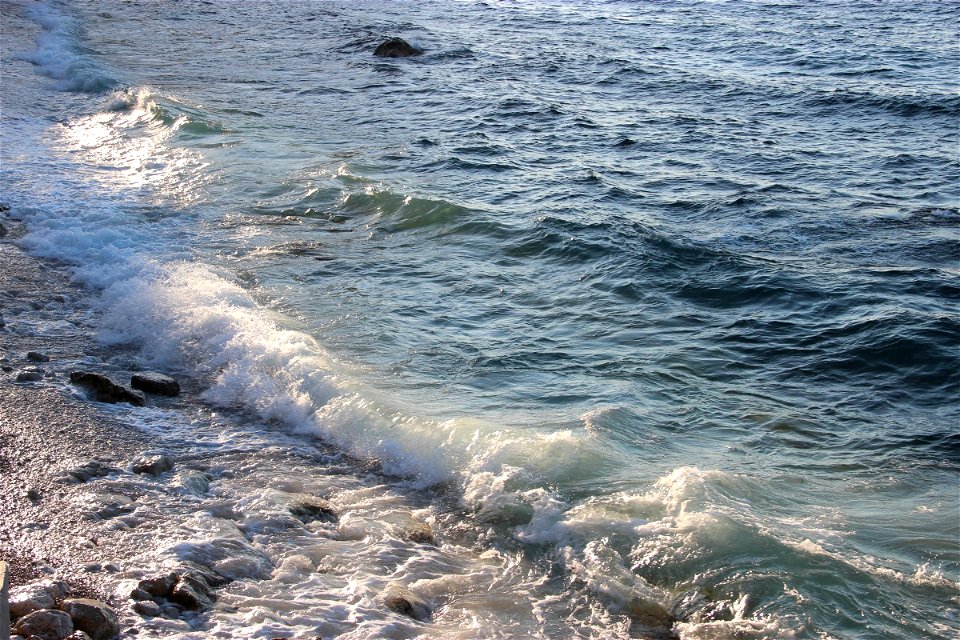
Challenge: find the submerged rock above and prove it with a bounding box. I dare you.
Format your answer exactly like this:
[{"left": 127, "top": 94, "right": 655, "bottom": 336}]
[
  {"left": 62, "top": 460, "right": 119, "bottom": 484},
  {"left": 131, "top": 454, "right": 173, "bottom": 476},
  {"left": 27, "top": 351, "right": 50, "bottom": 362},
  {"left": 16, "top": 369, "right": 43, "bottom": 383},
  {"left": 400, "top": 521, "right": 437, "bottom": 546},
  {"left": 373, "top": 37, "right": 423, "bottom": 58},
  {"left": 383, "top": 583, "right": 431, "bottom": 621},
  {"left": 289, "top": 496, "right": 338, "bottom": 523},
  {"left": 59, "top": 598, "right": 120, "bottom": 640},
  {"left": 130, "top": 372, "right": 180, "bottom": 396},
  {"left": 70, "top": 371, "right": 145, "bottom": 406},
  {"left": 14, "top": 608, "right": 74, "bottom": 640}
]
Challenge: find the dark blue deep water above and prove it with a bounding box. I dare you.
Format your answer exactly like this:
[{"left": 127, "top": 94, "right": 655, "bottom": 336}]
[{"left": 2, "top": 1, "right": 958, "bottom": 638}]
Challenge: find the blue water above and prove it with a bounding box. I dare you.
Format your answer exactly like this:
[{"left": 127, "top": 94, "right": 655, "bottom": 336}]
[{"left": 2, "top": 1, "right": 958, "bottom": 638}]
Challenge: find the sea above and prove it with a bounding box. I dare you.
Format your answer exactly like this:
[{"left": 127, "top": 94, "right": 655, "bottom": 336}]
[{"left": 1, "top": 1, "right": 958, "bottom": 638}]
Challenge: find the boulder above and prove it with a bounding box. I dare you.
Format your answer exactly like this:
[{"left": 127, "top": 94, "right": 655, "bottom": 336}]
[
  {"left": 289, "top": 497, "right": 338, "bottom": 524},
  {"left": 382, "top": 583, "right": 431, "bottom": 621},
  {"left": 177, "top": 469, "right": 210, "bottom": 496},
  {"left": 59, "top": 598, "right": 120, "bottom": 640},
  {"left": 9, "top": 584, "right": 55, "bottom": 619},
  {"left": 14, "top": 609, "right": 74, "bottom": 640},
  {"left": 373, "top": 37, "right": 423, "bottom": 58},
  {"left": 131, "top": 454, "right": 173, "bottom": 476},
  {"left": 130, "top": 372, "right": 180, "bottom": 397},
  {"left": 69, "top": 372, "right": 145, "bottom": 406},
  {"left": 27, "top": 351, "right": 49, "bottom": 362}
]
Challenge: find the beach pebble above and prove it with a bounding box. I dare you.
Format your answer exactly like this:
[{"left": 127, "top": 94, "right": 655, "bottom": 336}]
[
  {"left": 14, "top": 608, "right": 74, "bottom": 640},
  {"left": 131, "top": 454, "right": 173, "bottom": 476},
  {"left": 382, "top": 582, "right": 431, "bottom": 621},
  {"left": 130, "top": 372, "right": 180, "bottom": 396},
  {"left": 59, "top": 598, "right": 120, "bottom": 640}
]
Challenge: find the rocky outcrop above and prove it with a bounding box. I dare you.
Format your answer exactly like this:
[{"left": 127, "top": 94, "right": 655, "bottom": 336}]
[
  {"left": 13, "top": 608, "right": 74, "bottom": 640},
  {"left": 130, "top": 372, "right": 180, "bottom": 397},
  {"left": 59, "top": 599, "right": 120, "bottom": 640},
  {"left": 373, "top": 38, "right": 423, "bottom": 58},
  {"left": 69, "top": 372, "right": 145, "bottom": 406}
]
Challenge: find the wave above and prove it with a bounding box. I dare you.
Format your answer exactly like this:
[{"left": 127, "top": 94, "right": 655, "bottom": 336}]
[{"left": 19, "top": 1, "right": 118, "bottom": 93}]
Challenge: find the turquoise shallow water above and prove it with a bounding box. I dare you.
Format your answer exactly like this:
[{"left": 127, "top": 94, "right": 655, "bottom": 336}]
[{"left": 2, "top": 1, "right": 958, "bottom": 637}]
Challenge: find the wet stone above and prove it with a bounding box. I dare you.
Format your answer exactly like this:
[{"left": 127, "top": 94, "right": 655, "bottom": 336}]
[
  {"left": 373, "top": 37, "right": 423, "bottom": 57},
  {"left": 131, "top": 454, "right": 173, "bottom": 475},
  {"left": 59, "top": 598, "right": 120, "bottom": 640},
  {"left": 289, "top": 496, "right": 338, "bottom": 524},
  {"left": 400, "top": 521, "right": 437, "bottom": 546},
  {"left": 16, "top": 370, "right": 44, "bottom": 383},
  {"left": 9, "top": 584, "right": 56, "bottom": 619},
  {"left": 65, "top": 632, "right": 95, "bottom": 640},
  {"left": 130, "top": 372, "right": 180, "bottom": 397},
  {"left": 14, "top": 609, "right": 74, "bottom": 640},
  {"left": 63, "top": 460, "right": 118, "bottom": 484},
  {"left": 69, "top": 371, "right": 145, "bottom": 406},
  {"left": 27, "top": 351, "right": 50, "bottom": 362},
  {"left": 136, "top": 573, "right": 177, "bottom": 598},
  {"left": 169, "top": 573, "right": 215, "bottom": 611},
  {"left": 383, "top": 583, "right": 431, "bottom": 622},
  {"left": 132, "top": 600, "right": 161, "bottom": 618}
]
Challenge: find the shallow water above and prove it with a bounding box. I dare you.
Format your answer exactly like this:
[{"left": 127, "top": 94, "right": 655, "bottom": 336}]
[{"left": 1, "top": 1, "right": 958, "bottom": 638}]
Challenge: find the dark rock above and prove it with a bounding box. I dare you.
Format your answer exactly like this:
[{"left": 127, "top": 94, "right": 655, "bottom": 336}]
[
  {"left": 63, "top": 460, "right": 118, "bottom": 484},
  {"left": 1, "top": 365, "right": 12, "bottom": 372},
  {"left": 26, "top": 488, "right": 42, "bottom": 502},
  {"left": 169, "top": 574, "right": 215, "bottom": 611},
  {"left": 131, "top": 600, "right": 161, "bottom": 618},
  {"left": 131, "top": 454, "right": 173, "bottom": 476},
  {"left": 69, "top": 372, "right": 145, "bottom": 406},
  {"left": 27, "top": 351, "right": 50, "bottom": 362},
  {"left": 130, "top": 372, "right": 180, "bottom": 397},
  {"left": 383, "top": 583, "right": 431, "bottom": 621},
  {"left": 373, "top": 37, "right": 423, "bottom": 58},
  {"left": 135, "top": 573, "right": 177, "bottom": 598},
  {"left": 289, "top": 496, "right": 338, "bottom": 524},
  {"left": 0, "top": 221, "right": 6, "bottom": 236},
  {"left": 9, "top": 584, "right": 55, "bottom": 619},
  {"left": 14, "top": 609, "right": 74, "bottom": 640},
  {"left": 16, "top": 370, "right": 43, "bottom": 383},
  {"left": 59, "top": 598, "right": 120, "bottom": 640},
  {"left": 65, "top": 632, "right": 95, "bottom": 640}
]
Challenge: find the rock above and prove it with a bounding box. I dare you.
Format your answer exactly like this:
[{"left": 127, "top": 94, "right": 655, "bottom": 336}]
[
  {"left": 16, "top": 370, "right": 43, "bottom": 383},
  {"left": 14, "top": 609, "right": 74, "bottom": 640},
  {"left": 169, "top": 573, "right": 214, "bottom": 611},
  {"left": 289, "top": 496, "right": 338, "bottom": 524},
  {"left": 26, "top": 488, "right": 42, "bottom": 502},
  {"left": 27, "top": 351, "right": 50, "bottom": 362},
  {"left": 382, "top": 583, "right": 431, "bottom": 621},
  {"left": 373, "top": 37, "right": 423, "bottom": 58},
  {"left": 65, "top": 632, "right": 95, "bottom": 640},
  {"left": 400, "top": 521, "right": 437, "bottom": 546},
  {"left": 177, "top": 470, "right": 210, "bottom": 496},
  {"left": 131, "top": 600, "right": 161, "bottom": 618},
  {"left": 69, "top": 372, "right": 145, "bottom": 406},
  {"left": 0, "top": 221, "right": 6, "bottom": 236},
  {"left": 63, "top": 460, "right": 118, "bottom": 484},
  {"left": 9, "top": 584, "right": 55, "bottom": 619},
  {"left": 131, "top": 454, "right": 173, "bottom": 475},
  {"left": 135, "top": 573, "right": 177, "bottom": 598},
  {"left": 1, "top": 365, "right": 12, "bottom": 372},
  {"left": 59, "top": 599, "right": 120, "bottom": 640},
  {"left": 130, "top": 372, "right": 180, "bottom": 397}
]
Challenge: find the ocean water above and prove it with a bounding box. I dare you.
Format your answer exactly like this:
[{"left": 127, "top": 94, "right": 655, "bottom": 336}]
[{"left": 1, "top": 0, "right": 958, "bottom": 638}]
